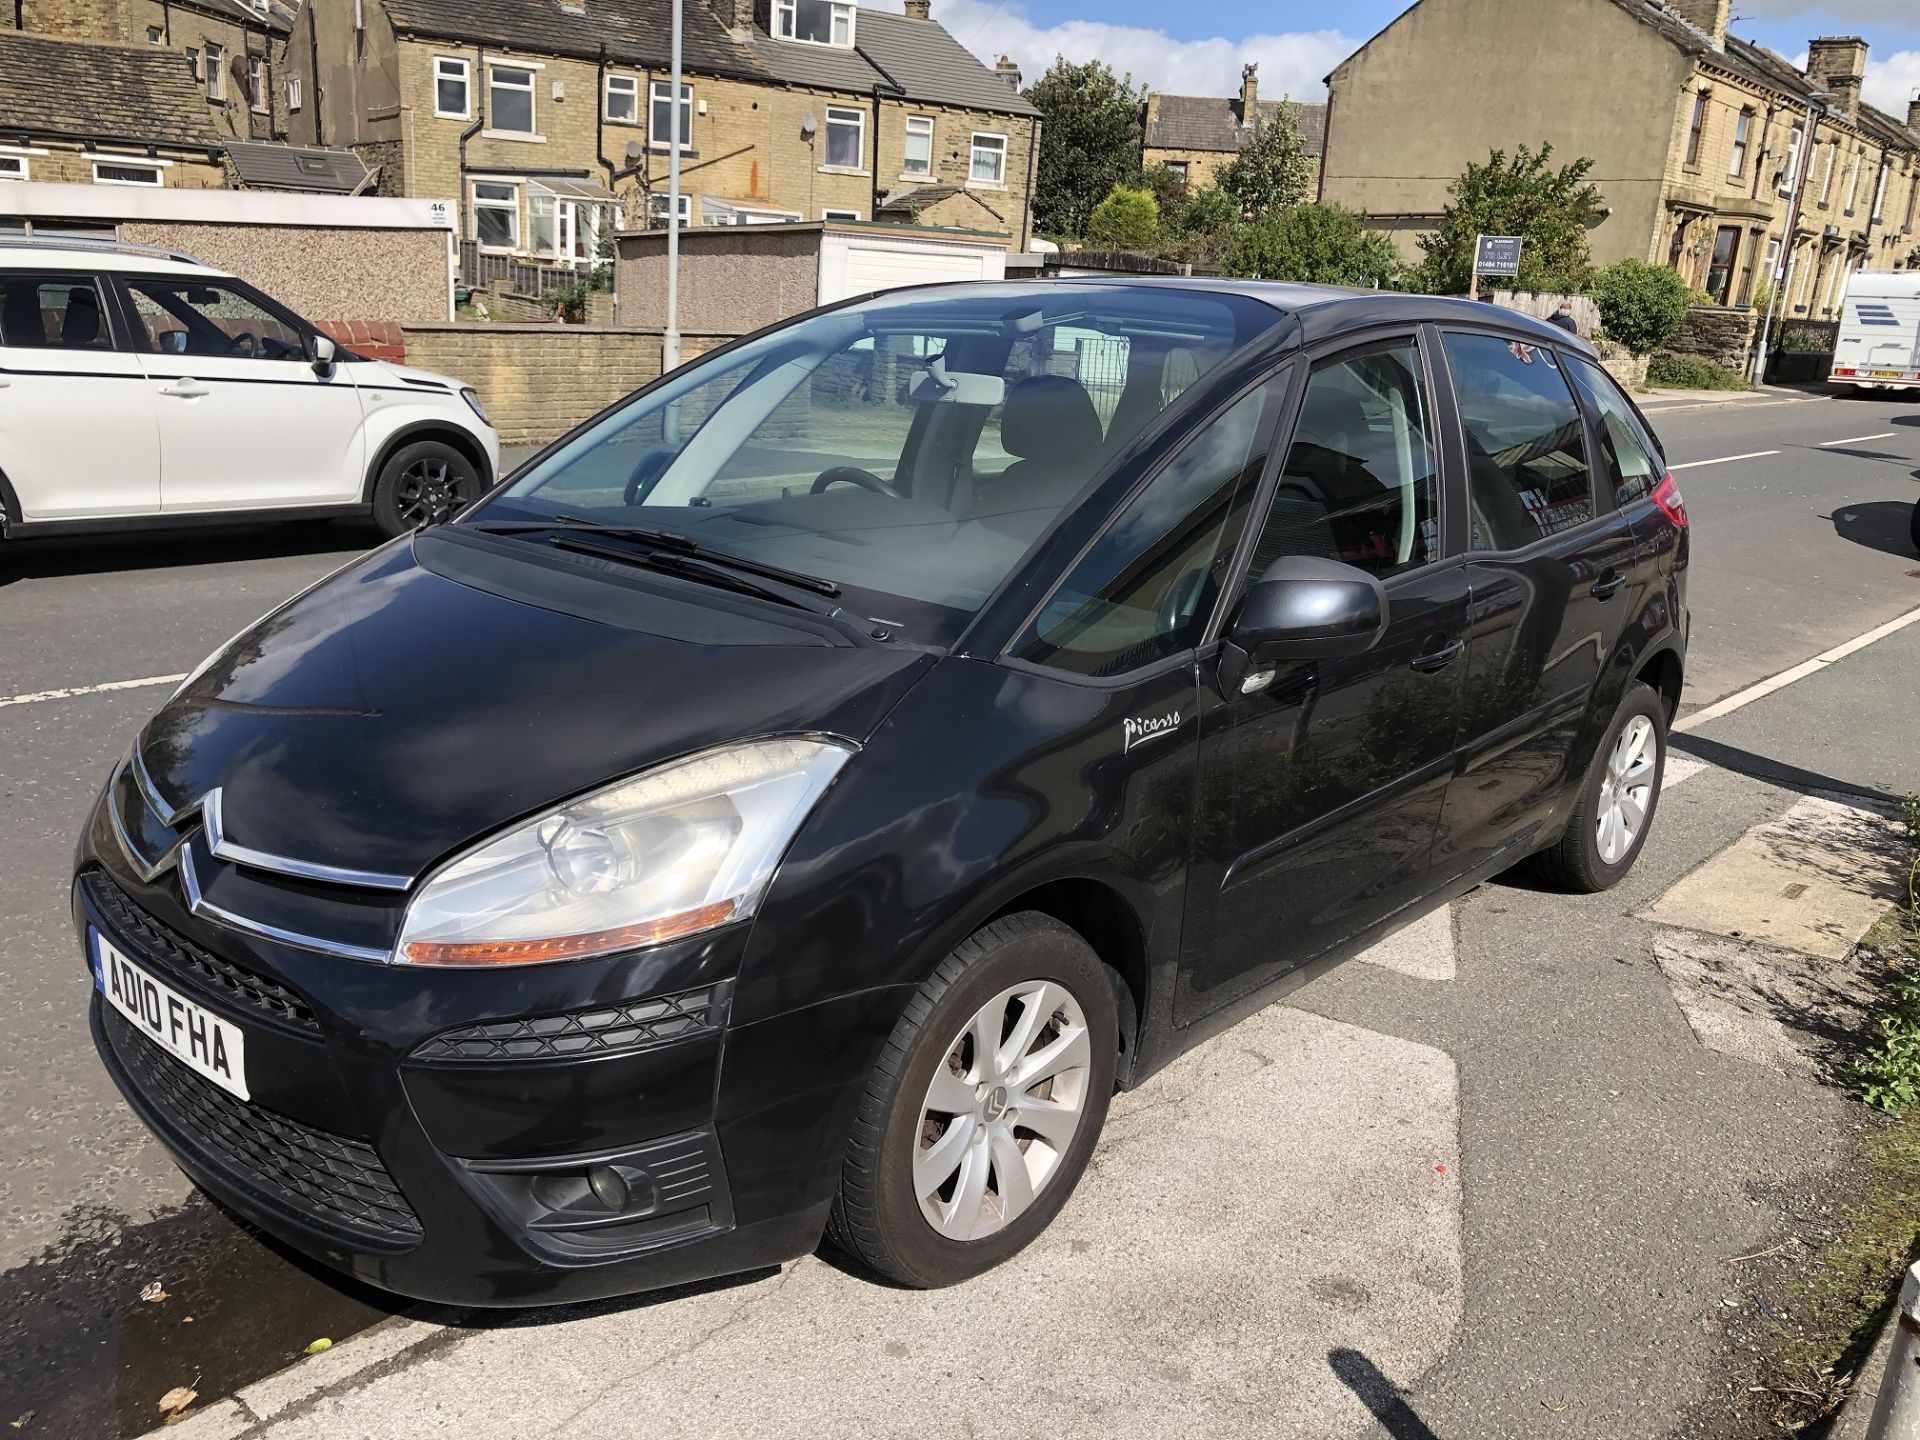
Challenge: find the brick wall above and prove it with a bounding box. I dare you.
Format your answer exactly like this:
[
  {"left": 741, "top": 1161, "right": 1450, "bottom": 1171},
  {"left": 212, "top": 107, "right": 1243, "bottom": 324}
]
[
  {"left": 320, "top": 320, "right": 407, "bottom": 363},
  {"left": 397, "top": 324, "right": 737, "bottom": 446}
]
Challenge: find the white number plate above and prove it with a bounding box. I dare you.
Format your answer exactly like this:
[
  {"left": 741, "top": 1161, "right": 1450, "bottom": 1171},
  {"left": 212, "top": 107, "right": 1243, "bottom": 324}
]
[{"left": 93, "top": 930, "right": 250, "bottom": 1101}]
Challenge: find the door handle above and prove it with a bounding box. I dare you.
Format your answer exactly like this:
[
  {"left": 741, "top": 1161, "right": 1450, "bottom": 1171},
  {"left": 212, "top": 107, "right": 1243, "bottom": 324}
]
[
  {"left": 1409, "top": 638, "right": 1465, "bottom": 673},
  {"left": 159, "top": 380, "right": 209, "bottom": 399},
  {"left": 1590, "top": 570, "right": 1627, "bottom": 600}
]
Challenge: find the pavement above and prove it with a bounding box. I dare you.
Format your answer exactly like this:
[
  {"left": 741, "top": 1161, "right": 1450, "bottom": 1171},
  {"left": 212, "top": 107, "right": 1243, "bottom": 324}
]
[{"left": 2, "top": 386, "right": 1918, "bottom": 1439}]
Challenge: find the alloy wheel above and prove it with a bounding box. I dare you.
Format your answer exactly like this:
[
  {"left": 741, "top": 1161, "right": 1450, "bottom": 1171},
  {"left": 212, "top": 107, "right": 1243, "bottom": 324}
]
[
  {"left": 393, "top": 457, "right": 473, "bottom": 528},
  {"left": 1595, "top": 714, "right": 1657, "bottom": 865},
  {"left": 913, "top": 980, "right": 1092, "bottom": 1242}
]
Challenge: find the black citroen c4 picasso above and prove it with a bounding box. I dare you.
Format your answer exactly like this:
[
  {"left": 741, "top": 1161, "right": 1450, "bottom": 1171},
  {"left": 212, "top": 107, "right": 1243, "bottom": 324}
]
[{"left": 77, "top": 280, "right": 1688, "bottom": 1304}]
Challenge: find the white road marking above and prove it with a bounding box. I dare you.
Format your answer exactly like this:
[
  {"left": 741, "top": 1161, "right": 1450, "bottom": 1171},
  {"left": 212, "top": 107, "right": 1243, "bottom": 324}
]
[
  {"left": 1675, "top": 602, "right": 1920, "bottom": 734},
  {"left": 1669, "top": 450, "right": 1780, "bottom": 471},
  {"left": 0, "top": 673, "right": 186, "bottom": 710},
  {"left": 1818, "top": 432, "right": 1897, "bottom": 446}
]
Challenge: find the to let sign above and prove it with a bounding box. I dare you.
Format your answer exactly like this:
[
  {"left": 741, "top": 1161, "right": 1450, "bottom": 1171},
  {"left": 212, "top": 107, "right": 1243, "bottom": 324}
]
[{"left": 1475, "top": 235, "right": 1523, "bottom": 276}]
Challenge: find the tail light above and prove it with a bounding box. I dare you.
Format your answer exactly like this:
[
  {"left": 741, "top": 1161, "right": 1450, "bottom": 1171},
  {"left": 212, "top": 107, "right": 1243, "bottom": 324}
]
[{"left": 1651, "top": 472, "right": 1688, "bottom": 529}]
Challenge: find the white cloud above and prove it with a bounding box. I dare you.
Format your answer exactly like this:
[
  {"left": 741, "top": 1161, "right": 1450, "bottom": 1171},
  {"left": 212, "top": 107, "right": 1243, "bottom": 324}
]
[
  {"left": 1863, "top": 49, "right": 1920, "bottom": 116},
  {"left": 877, "top": 0, "right": 1359, "bottom": 99}
]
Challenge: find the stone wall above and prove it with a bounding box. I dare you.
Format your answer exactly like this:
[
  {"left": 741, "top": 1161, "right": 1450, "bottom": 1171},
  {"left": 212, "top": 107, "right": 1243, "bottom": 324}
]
[
  {"left": 398, "top": 324, "right": 737, "bottom": 446},
  {"left": 1656, "top": 304, "right": 1758, "bottom": 371}
]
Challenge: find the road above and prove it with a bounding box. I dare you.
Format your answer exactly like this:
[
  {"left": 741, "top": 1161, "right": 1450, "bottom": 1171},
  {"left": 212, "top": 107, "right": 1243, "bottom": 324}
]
[{"left": 0, "top": 389, "right": 1916, "bottom": 1437}]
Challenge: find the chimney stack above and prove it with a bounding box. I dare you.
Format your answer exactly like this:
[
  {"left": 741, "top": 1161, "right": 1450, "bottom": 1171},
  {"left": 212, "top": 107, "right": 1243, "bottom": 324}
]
[
  {"left": 994, "top": 55, "right": 1021, "bottom": 90},
  {"left": 902, "top": 0, "right": 930, "bottom": 17},
  {"left": 705, "top": 0, "right": 753, "bottom": 35},
  {"left": 1806, "top": 36, "right": 1868, "bottom": 120},
  {"left": 1239, "top": 62, "right": 1258, "bottom": 124},
  {"left": 1908, "top": 90, "right": 1920, "bottom": 133},
  {"left": 1667, "top": 0, "right": 1729, "bottom": 50}
]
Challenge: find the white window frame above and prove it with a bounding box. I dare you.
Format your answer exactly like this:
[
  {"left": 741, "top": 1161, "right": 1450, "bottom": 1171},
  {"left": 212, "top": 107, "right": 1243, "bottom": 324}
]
[
  {"left": 1845, "top": 149, "right": 1862, "bottom": 213},
  {"left": 1872, "top": 160, "right": 1889, "bottom": 221},
  {"left": 1778, "top": 124, "right": 1803, "bottom": 196},
  {"left": 821, "top": 207, "right": 861, "bottom": 221},
  {"left": 433, "top": 57, "right": 470, "bottom": 119},
  {"left": 969, "top": 131, "right": 1007, "bottom": 187},
  {"left": 146, "top": 24, "right": 163, "bottom": 42},
  {"left": 901, "top": 114, "right": 934, "bottom": 176},
  {"left": 699, "top": 198, "right": 800, "bottom": 225},
  {"left": 773, "top": 0, "right": 855, "bottom": 47},
  {"left": 1820, "top": 140, "right": 1836, "bottom": 203},
  {"left": 605, "top": 73, "right": 639, "bottom": 125},
  {"left": 287, "top": 75, "right": 303, "bottom": 111},
  {"left": 822, "top": 106, "right": 864, "bottom": 172},
  {"left": 0, "top": 155, "right": 24, "bottom": 181},
  {"left": 649, "top": 81, "right": 693, "bottom": 150},
  {"left": 249, "top": 55, "right": 268, "bottom": 114},
  {"left": 471, "top": 179, "right": 521, "bottom": 251},
  {"left": 90, "top": 155, "right": 169, "bottom": 187},
  {"left": 204, "top": 42, "right": 225, "bottom": 102},
  {"left": 486, "top": 63, "right": 538, "bottom": 139},
  {"left": 1728, "top": 110, "right": 1750, "bottom": 177},
  {"left": 646, "top": 191, "right": 692, "bottom": 228}
]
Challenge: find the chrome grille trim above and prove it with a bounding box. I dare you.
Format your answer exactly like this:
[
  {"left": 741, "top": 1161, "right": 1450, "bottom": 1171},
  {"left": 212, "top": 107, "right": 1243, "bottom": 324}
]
[
  {"left": 179, "top": 845, "right": 392, "bottom": 964},
  {"left": 131, "top": 743, "right": 191, "bottom": 827},
  {"left": 107, "top": 770, "right": 183, "bottom": 884},
  {"left": 201, "top": 789, "right": 414, "bottom": 892}
]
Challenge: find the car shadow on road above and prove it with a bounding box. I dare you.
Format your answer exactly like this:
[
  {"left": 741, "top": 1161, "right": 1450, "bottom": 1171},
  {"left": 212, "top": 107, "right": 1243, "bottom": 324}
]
[
  {"left": 1329, "top": 1348, "right": 1441, "bottom": 1439},
  {"left": 0, "top": 522, "right": 376, "bottom": 587},
  {"left": 1826, "top": 500, "right": 1919, "bottom": 560},
  {"left": 1670, "top": 733, "right": 1901, "bottom": 810}
]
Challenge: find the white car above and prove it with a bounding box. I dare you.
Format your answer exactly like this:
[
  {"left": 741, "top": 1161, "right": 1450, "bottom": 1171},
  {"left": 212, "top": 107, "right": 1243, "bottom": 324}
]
[{"left": 0, "top": 238, "right": 499, "bottom": 541}]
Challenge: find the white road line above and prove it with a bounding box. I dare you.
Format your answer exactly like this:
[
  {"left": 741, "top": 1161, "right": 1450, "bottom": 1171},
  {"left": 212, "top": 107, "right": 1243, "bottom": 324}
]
[
  {"left": 0, "top": 673, "right": 186, "bottom": 710},
  {"left": 1817, "top": 432, "right": 1897, "bottom": 446},
  {"left": 1675, "top": 603, "right": 1920, "bottom": 734},
  {"left": 1669, "top": 450, "right": 1781, "bottom": 471}
]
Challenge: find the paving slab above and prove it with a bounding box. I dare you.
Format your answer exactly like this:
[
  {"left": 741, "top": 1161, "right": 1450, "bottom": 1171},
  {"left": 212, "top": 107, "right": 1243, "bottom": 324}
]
[{"left": 1357, "top": 905, "right": 1457, "bottom": 981}]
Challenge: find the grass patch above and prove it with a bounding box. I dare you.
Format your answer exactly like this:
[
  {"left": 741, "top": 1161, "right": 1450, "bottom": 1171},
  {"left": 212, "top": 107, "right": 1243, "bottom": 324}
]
[{"left": 1646, "top": 354, "right": 1752, "bottom": 390}]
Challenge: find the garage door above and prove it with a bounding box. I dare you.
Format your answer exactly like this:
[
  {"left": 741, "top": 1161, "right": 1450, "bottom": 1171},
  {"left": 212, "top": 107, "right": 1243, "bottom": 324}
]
[{"left": 841, "top": 244, "right": 990, "bottom": 296}]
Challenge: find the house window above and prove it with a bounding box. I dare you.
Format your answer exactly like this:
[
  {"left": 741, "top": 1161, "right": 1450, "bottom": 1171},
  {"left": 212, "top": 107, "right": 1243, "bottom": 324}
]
[
  {"left": 249, "top": 55, "right": 268, "bottom": 113},
  {"left": 1165, "top": 160, "right": 1188, "bottom": 184},
  {"left": 605, "top": 74, "right": 638, "bottom": 125},
  {"left": 902, "top": 115, "right": 933, "bottom": 176},
  {"left": 1906, "top": 167, "right": 1918, "bottom": 231},
  {"left": 1684, "top": 90, "right": 1707, "bottom": 167},
  {"left": 1819, "top": 141, "right": 1836, "bottom": 203},
  {"left": 287, "top": 76, "right": 303, "bottom": 111},
  {"left": 970, "top": 131, "right": 1007, "bottom": 185},
  {"left": 146, "top": 24, "right": 162, "bottom": 42},
  {"left": 649, "top": 82, "right": 692, "bottom": 149},
  {"left": 1844, "top": 150, "right": 1862, "bottom": 213},
  {"left": 823, "top": 106, "right": 864, "bottom": 170},
  {"left": 822, "top": 208, "right": 860, "bottom": 221},
  {"left": 646, "top": 192, "right": 692, "bottom": 228},
  {"left": 488, "top": 65, "right": 535, "bottom": 134},
  {"left": 204, "top": 42, "right": 225, "bottom": 101},
  {"left": 1778, "top": 125, "right": 1803, "bottom": 195},
  {"left": 1872, "top": 161, "right": 1889, "bottom": 221},
  {"left": 1728, "top": 110, "right": 1750, "bottom": 177},
  {"left": 434, "top": 58, "right": 469, "bottom": 118},
  {"left": 94, "top": 159, "right": 165, "bottom": 186},
  {"left": 700, "top": 199, "right": 800, "bottom": 225},
  {"left": 1706, "top": 224, "right": 1740, "bottom": 305},
  {"left": 529, "top": 192, "right": 558, "bottom": 258},
  {"left": 0, "top": 152, "right": 27, "bottom": 180},
  {"left": 774, "top": 0, "right": 854, "bottom": 47},
  {"left": 472, "top": 181, "right": 520, "bottom": 249}
]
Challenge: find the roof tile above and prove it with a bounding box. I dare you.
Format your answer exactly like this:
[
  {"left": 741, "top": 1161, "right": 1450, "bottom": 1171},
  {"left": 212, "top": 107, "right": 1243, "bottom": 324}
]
[{"left": 0, "top": 30, "right": 218, "bottom": 149}]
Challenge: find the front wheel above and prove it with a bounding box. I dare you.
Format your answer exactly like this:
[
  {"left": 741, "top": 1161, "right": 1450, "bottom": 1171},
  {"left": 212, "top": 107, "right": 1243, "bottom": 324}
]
[
  {"left": 1529, "top": 680, "right": 1667, "bottom": 892},
  {"left": 828, "top": 913, "right": 1118, "bottom": 1288},
  {"left": 370, "top": 440, "right": 482, "bottom": 538}
]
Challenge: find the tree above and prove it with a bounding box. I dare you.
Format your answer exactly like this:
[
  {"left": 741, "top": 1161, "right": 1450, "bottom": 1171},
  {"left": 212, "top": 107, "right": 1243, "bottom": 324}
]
[
  {"left": 1222, "top": 203, "right": 1406, "bottom": 288},
  {"left": 1171, "top": 186, "right": 1240, "bottom": 239},
  {"left": 1024, "top": 59, "right": 1146, "bottom": 239},
  {"left": 1085, "top": 186, "right": 1160, "bottom": 249},
  {"left": 1138, "top": 163, "right": 1190, "bottom": 219},
  {"left": 1590, "top": 259, "right": 1692, "bottom": 355},
  {"left": 1414, "top": 143, "right": 1604, "bottom": 295},
  {"left": 1218, "top": 101, "right": 1317, "bottom": 219}
]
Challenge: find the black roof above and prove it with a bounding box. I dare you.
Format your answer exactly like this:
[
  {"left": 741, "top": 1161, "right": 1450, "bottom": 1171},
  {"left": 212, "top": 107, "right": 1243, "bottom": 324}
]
[
  {"left": 1145, "top": 97, "right": 1327, "bottom": 156},
  {"left": 227, "top": 140, "right": 371, "bottom": 192}
]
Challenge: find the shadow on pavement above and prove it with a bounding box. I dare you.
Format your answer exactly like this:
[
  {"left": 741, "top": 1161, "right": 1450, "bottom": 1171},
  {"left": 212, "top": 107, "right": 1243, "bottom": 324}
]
[
  {"left": 1328, "top": 1347, "right": 1440, "bottom": 1439},
  {"left": 1671, "top": 733, "right": 1901, "bottom": 809},
  {"left": 0, "top": 522, "right": 374, "bottom": 587},
  {"left": 1826, "top": 500, "right": 1919, "bottom": 560}
]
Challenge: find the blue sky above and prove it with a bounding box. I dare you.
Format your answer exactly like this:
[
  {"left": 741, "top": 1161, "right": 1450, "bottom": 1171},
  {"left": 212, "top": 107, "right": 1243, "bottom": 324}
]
[{"left": 901, "top": 0, "right": 1920, "bottom": 118}]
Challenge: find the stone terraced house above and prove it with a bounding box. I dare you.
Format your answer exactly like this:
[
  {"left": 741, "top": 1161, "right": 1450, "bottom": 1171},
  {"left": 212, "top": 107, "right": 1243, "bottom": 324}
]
[
  {"left": 1142, "top": 64, "right": 1327, "bottom": 197},
  {"left": 281, "top": 0, "right": 1040, "bottom": 271}
]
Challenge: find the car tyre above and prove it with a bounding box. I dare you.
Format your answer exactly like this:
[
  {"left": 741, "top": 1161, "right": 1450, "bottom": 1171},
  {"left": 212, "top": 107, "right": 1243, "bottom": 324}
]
[
  {"left": 370, "top": 440, "right": 482, "bottom": 538},
  {"left": 1528, "top": 680, "right": 1667, "bottom": 893},
  {"left": 828, "top": 912, "right": 1118, "bottom": 1288}
]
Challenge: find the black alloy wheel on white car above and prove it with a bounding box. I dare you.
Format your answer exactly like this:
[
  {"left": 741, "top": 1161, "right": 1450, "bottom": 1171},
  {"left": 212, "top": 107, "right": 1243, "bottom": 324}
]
[
  {"left": 372, "top": 440, "right": 483, "bottom": 538},
  {"left": 829, "top": 913, "right": 1119, "bottom": 1288}
]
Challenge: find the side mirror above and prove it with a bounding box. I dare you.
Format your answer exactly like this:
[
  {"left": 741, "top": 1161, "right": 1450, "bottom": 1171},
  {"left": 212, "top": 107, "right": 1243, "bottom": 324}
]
[
  {"left": 307, "top": 333, "right": 338, "bottom": 375},
  {"left": 623, "top": 448, "right": 673, "bottom": 505},
  {"left": 1219, "top": 555, "right": 1389, "bottom": 694}
]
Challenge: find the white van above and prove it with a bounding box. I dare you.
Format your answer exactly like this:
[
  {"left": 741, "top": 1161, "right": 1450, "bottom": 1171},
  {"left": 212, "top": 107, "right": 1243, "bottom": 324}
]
[
  {"left": 1830, "top": 270, "right": 1920, "bottom": 393},
  {"left": 0, "top": 237, "right": 499, "bottom": 541}
]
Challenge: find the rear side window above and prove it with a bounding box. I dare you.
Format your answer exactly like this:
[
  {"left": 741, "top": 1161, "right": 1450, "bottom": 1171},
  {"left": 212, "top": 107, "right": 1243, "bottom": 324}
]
[
  {"left": 0, "top": 273, "right": 112, "bottom": 350},
  {"left": 1565, "top": 355, "right": 1660, "bottom": 507},
  {"left": 1012, "top": 374, "right": 1284, "bottom": 677},
  {"left": 1443, "top": 333, "right": 1593, "bottom": 551}
]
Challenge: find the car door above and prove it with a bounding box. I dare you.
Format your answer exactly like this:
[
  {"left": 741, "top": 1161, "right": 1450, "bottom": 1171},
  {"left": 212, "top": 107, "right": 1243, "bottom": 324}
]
[
  {"left": 114, "top": 272, "right": 365, "bottom": 513},
  {"left": 1176, "top": 333, "right": 1470, "bottom": 1026},
  {"left": 1430, "top": 329, "right": 1642, "bottom": 881},
  {"left": 0, "top": 269, "right": 160, "bottom": 521}
]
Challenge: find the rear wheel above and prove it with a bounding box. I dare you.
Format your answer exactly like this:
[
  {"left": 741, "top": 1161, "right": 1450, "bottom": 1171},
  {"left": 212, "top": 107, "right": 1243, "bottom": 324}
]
[
  {"left": 828, "top": 913, "right": 1118, "bottom": 1288},
  {"left": 370, "top": 440, "right": 482, "bottom": 538},
  {"left": 1528, "top": 680, "right": 1666, "bottom": 893}
]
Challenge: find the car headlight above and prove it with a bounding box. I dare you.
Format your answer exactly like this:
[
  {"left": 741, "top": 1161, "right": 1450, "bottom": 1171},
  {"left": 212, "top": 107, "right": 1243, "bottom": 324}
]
[
  {"left": 394, "top": 736, "right": 853, "bottom": 966},
  {"left": 460, "top": 387, "right": 493, "bottom": 428}
]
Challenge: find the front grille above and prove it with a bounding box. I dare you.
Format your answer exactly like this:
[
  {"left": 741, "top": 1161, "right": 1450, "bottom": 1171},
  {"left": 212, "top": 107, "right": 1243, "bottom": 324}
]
[
  {"left": 84, "top": 872, "right": 320, "bottom": 1034},
  {"left": 102, "top": 1008, "right": 422, "bottom": 1250},
  {"left": 410, "top": 984, "right": 724, "bottom": 1063}
]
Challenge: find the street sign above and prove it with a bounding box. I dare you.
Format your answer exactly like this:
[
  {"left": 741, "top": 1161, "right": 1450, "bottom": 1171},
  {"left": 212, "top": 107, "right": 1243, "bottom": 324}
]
[{"left": 1475, "top": 235, "right": 1523, "bottom": 277}]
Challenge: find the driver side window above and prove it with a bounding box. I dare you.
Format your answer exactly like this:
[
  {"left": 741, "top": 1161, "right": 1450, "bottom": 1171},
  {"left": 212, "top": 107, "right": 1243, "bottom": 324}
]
[{"left": 123, "top": 277, "right": 305, "bottom": 360}]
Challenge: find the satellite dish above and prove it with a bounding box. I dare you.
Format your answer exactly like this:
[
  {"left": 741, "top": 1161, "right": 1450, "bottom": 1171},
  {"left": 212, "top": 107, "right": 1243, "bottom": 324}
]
[
  {"left": 625, "top": 139, "right": 644, "bottom": 160},
  {"left": 800, "top": 113, "right": 818, "bottom": 138}
]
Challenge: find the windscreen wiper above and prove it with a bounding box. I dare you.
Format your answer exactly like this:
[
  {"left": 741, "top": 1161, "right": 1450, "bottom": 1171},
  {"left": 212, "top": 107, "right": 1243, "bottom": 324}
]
[
  {"left": 467, "top": 514, "right": 841, "bottom": 596},
  {"left": 543, "top": 533, "right": 846, "bottom": 619}
]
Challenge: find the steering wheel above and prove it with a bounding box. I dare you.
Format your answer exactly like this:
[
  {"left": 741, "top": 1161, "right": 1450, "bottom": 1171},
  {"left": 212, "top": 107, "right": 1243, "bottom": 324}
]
[
  {"left": 810, "top": 466, "right": 901, "bottom": 498},
  {"left": 228, "top": 331, "right": 261, "bottom": 358}
]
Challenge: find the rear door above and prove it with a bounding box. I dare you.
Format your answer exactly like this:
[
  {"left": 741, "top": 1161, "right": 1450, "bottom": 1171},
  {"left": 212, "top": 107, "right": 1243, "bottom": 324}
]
[
  {"left": 114, "top": 272, "right": 365, "bottom": 513},
  {"left": 0, "top": 269, "right": 159, "bottom": 520},
  {"left": 1430, "top": 330, "right": 1641, "bottom": 881}
]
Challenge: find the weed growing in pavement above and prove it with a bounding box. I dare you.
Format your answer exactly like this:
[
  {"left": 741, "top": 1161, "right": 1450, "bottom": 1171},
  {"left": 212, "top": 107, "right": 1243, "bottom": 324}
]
[{"left": 1852, "top": 796, "right": 1920, "bottom": 1114}]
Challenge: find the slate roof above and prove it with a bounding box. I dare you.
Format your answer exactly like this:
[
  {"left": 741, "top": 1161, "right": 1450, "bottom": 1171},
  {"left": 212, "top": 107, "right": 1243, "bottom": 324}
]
[
  {"left": 227, "top": 140, "right": 371, "bottom": 192},
  {"left": 379, "top": 0, "right": 758, "bottom": 79},
  {"left": 853, "top": 10, "right": 1038, "bottom": 117},
  {"left": 169, "top": 0, "right": 297, "bottom": 35},
  {"left": 0, "top": 30, "right": 218, "bottom": 149},
  {"left": 1145, "top": 96, "right": 1328, "bottom": 156}
]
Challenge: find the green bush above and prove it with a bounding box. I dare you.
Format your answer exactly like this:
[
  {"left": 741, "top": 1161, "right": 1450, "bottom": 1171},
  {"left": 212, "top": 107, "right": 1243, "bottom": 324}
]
[
  {"left": 1221, "top": 203, "right": 1406, "bottom": 288},
  {"left": 1644, "top": 354, "right": 1749, "bottom": 390},
  {"left": 1591, "top": 259, "right": 1693, "bottom": 356},
  {"left": 1084, "top": 185, "right": 1161, "bottom": 250},
  {"left": 1172, "top": 186, "right": 1240, "bottom": 237}
]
